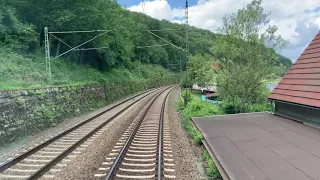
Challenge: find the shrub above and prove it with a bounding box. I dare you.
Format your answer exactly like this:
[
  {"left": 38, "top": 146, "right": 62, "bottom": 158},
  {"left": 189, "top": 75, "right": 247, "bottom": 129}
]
[
  {"left": 202, "top": 151, "right": 221, "bottom": 178},
  {"left": 179, "top": 92, "right": 223, "bottom": 144}
]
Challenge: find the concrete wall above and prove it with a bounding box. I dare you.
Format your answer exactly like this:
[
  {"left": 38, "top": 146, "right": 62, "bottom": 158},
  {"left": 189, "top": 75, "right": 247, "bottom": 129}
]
[{"left": 275, "top": 101, "right": 320, "bottom": 126}]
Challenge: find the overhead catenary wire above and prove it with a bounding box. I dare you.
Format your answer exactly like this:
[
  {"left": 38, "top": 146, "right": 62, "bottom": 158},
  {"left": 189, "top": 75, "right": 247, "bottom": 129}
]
[
  {"left": 148, "top": 29, "right": 185, "bottom": 32},
  {"left": 147, "top": 30, "right": 185, "bottom": 52},
  {"left": 137, "top": 44, "right": 169, "bottom": 49},
  {"left": 75, "top": 47, "right": 109, "bottom": 51},
  {"left": 50, "top": 30, "right": 110, "bottom": 61},
  {"left": 50, "top": 34, "right": 76, "bottom": 50},
  {"left": 48, "top": 30, "right": 110, "bottom": 34}
]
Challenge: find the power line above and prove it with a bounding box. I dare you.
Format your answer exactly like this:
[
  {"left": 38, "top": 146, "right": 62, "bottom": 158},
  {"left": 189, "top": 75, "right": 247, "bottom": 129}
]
[
  {"left": 75, "top": 47, "right": 109, "bottom": 51},
  {"left": 148, "top": 29, "right": 185, "bottom": 32},
  {"left": 147, "top": 30, "right": 185, "bottom": 52},
  {"left": 137, "top": 44, "right": 169, "bottom": 49},
  {"left": 50, "top": 31, "right": 110, "bottom": 61},
  {"left": 48, "top": 30, "right": 109, "bottom": 34}
]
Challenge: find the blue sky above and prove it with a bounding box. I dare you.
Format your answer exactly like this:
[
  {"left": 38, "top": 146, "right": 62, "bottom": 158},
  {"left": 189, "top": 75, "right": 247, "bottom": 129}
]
[
  {"left": 118, "top": 0, "right": 197, "bottom": 8},
  {"left": 122, "top": 0, "right": 320, "bottom": 62}
]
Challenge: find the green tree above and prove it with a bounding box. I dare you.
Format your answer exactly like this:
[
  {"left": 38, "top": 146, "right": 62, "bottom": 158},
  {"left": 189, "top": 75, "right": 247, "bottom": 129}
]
[
  {"left": 188, "top": 54, "right": 215, "bottom": 88},
  {"left": 212, "top": 0, "right": 287, "bottom": 112},
  {"left": 0, "top": 0, "right": 37, "bottom": 52},
  {"left": 3, "top": 0, "right": 291, "bottom": 77}
]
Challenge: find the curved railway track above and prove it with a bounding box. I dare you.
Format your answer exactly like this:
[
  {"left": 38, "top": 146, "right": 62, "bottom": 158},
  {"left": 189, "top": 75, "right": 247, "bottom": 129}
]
[
  {"left": 0, "top": 87, "right": 168, "bottom": 180},
  {"left": 94, "top": 87, "right": 176, "bottom": 179}
]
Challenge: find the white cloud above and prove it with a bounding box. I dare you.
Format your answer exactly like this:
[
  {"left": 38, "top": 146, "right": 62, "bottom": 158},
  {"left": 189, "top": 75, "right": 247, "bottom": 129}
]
[
  {"left": 128, "top": 0, "right": 320, "bottom": 62},
  {"left": 128, "top": 0, "right": 173, "bottom": 20}
]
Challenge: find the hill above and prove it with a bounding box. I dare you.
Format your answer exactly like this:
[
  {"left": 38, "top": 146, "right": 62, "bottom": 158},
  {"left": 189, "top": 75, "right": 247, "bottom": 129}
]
[{"left": 0, "top": 0, "right": 292, "bottom": 90}]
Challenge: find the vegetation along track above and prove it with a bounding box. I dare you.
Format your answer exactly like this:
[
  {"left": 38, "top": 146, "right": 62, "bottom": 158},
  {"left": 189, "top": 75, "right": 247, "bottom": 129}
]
[
  {"left": 94, "top": 87, "right": 176, "bottom": 179},
  {"left": 0, "top": 87, "right": 167, "bottom": 180}
]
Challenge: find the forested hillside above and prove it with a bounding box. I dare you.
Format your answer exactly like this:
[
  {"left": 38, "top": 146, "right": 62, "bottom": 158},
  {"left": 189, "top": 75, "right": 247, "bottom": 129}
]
[{"left": 1, "top": 0, "right": 291, "bottom": 89}]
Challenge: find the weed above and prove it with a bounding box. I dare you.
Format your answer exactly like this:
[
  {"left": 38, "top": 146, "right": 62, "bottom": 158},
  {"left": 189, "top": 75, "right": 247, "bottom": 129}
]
[
  {"left": 202, "top": 151, "right": 221, "bottom": 178},
  {"left": 177, "top": 91, "right": 222, "bottom": 179}
]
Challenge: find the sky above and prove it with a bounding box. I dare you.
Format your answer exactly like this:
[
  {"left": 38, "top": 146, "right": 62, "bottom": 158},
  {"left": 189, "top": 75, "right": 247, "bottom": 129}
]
[{"left": 118, "top": 0, "right": 320, "bottom": 62}]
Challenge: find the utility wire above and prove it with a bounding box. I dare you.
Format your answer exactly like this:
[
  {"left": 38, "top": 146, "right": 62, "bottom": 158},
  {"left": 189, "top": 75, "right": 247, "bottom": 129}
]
[
  {"left": 51, "top": 31, "right": 110, "bottom": 61},
  {"left": 50, "top": 34, "right": 77, "bottom": 50},
  {"left": 137, "top": 44, "right": 169, "bottom": 49},
  {"left": 49, "top": 30, "right": 109, "bottom": 34}
]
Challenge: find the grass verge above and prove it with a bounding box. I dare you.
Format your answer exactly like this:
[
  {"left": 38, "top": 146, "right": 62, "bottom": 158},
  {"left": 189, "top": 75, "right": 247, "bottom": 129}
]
[
  {"left": 0, "top": 49, "right": 176, "bottom": 90},
  {"left": 176, "top": 90, "right": 222, "bottom": 179}
]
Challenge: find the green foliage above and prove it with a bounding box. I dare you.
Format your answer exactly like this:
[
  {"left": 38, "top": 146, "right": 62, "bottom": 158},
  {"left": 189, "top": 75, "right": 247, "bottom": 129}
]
[
  {"left": 0, "top": 0, "right": 37, "bottom": 52},
  {"left": 177, "top": 91, "right": 222, "bottom": 179},
  {"left": 180, "top": 74, "right": 192, "bottom": 88},
  {"left": 34, "top": 102, "right": 58, "bottom": 128},
  {"left": 202, "top": 151, "right": 221, "bottom": 178},
  {"left": 188, "top": 54, "right": 216, "bottom": 87},
  {"left": 182, "top": 91, "right": 192, "bottom": 107},
  {"left": 2, "top": 0, "right": 217, "bottom": 72},
  {"left": 0, "top": 48, "right": 176, "bottom": 90},
  {"left": 178, "top": 92, "right": 223, "bottom": 144},
  {"left": 212, "top": 0, "right": 287, "bottom": 113},
  {"left": 1, "top": 0, "right": 291, "bottom": 89}
]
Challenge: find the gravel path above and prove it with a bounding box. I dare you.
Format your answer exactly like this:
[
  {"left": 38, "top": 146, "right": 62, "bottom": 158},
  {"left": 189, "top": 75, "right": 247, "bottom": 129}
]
[
  {"left": 166, "top": 87, "right": 205, "bottom": 180},
  {"left": 0, "top": 89, "right": 153, "bottom": 165},
  {"left": 52, "top": 89, "right": 159, "bottom": 180}
]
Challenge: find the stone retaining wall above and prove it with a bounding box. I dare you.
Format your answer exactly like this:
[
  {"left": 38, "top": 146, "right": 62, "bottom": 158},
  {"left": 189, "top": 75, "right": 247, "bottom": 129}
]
[{"left": 0, "top": 84, "right": 107, "bottom": 145}]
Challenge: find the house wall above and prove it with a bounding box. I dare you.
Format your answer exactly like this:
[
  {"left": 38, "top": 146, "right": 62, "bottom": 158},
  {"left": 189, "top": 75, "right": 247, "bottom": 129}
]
[{"left": 275, "top": 101, "right": 320, "bottom": 126}]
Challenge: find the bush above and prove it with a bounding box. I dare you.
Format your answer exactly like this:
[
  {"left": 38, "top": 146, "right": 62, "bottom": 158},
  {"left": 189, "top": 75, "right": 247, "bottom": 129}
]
[
  {"left": 248, "top": 103, "right": 270, "bottom": 112},
  {"left": 180, "top": 75, "right": 192, "bottom": 88},
  {"left": 178, "top": 92, "right": 223, "bottom": 144},
  {"left": 202, "top": 151, "right": 221, "bottom": 178},
  {"left": 221, "top": 103, "right": 240, "bottom": 114},
  {"left": 177, "top": 91, "right": 223, "bottom": 179},
  {"left": 0, "top": 48, "right": 177, "bottom": 90},
  {"left": 182, "top": 91, "right": 192, "bottom": 107}
]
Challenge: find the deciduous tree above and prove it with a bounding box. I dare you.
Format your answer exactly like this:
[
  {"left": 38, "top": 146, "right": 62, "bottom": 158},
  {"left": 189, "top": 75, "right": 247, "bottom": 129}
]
[{"left": 212, "top": 0, "right": 287, "bottom": 112}]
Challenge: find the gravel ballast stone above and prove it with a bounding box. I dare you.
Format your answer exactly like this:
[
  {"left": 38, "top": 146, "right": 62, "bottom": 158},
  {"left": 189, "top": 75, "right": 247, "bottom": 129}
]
[
  {"left": 0, "top": 89, "right": 156, "bottom": 164},
  {"left": 52, "top": 89, "right": 161, "bottom": 180},
  {"left": 166, "top": 88, "right": 204, "bottom": 180}
]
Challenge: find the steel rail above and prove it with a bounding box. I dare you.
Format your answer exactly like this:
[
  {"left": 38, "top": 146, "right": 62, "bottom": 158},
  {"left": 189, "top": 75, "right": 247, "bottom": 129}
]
[
  {"left": 105, "top": 87, "right": 173, "bottom": 180},
  {"left": 157, "top": 87, "right": 172, "bottom": 180},
  {"left": 25, "top": 87, "right": 166, "bottom": 179},
  {"left": 105, "top": 87, "right": 171, "bottom": 180},
  {"left": 0, "top": 87, "right": 160, "bottom": 173}
]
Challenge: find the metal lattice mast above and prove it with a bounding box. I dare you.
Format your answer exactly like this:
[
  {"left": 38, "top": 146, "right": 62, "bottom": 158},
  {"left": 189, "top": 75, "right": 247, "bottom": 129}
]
[
  {"left": 44, "top": 27, "right": 51, "bottom": 80},
  {"left": 185, "top": 0, "right": 189, "bottom": 84},
  {"left": 142, "top": 0, "right": 146, "bottom": 13},
  {"left": 43, "top": 27, "right": 110, "bottom": 81}
]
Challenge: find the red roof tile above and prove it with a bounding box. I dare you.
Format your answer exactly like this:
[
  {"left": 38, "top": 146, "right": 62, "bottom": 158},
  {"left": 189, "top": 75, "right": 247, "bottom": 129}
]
[{"left": 268, "top": 31, "right": 320, "bottom": 108}]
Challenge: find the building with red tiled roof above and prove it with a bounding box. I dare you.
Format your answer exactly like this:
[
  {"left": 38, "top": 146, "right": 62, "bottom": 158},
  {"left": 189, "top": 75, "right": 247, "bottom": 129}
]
[{"left": 268, "top": 31, "right": 320, "bottom": 126}]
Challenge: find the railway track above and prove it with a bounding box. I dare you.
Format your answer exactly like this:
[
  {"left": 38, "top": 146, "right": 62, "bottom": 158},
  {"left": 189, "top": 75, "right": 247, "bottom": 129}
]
[
  {"left": 0, "top": 87, "right": 167, "bottom": 180},
  {"left": 94, "top": 88, "right": 176, "bottom": 179}
]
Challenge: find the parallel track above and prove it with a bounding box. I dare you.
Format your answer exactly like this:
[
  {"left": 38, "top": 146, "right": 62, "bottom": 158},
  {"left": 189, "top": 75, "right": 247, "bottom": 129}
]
[
  {"left": 94, "top": 87, "right": 176, "bottom": 179},
  {"left": 0, "top": 87, "right": 165, "bottom": 180}
]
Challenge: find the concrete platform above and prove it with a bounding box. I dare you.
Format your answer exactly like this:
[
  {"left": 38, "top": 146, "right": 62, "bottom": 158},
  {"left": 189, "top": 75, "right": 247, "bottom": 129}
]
[{"left": 193, "top": 112, "right": 320, "bottom": 180}]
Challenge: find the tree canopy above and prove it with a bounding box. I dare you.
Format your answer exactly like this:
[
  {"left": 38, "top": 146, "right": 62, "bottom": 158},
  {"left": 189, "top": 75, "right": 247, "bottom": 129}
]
[
  {"left": 212, "top": 0, "right": 287, "bottom": 112},
  {"left": 1, "top": 0, "right": 291, "bottom": 74}
]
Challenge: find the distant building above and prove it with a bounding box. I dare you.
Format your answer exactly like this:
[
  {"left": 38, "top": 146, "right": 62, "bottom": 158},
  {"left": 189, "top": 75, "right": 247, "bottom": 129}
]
[
  {"left": 268, "top": 31, "right": 320, "bottom": 126},
  {"left": 192, "top": 84, "right": 216, "bottom": 93}
]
